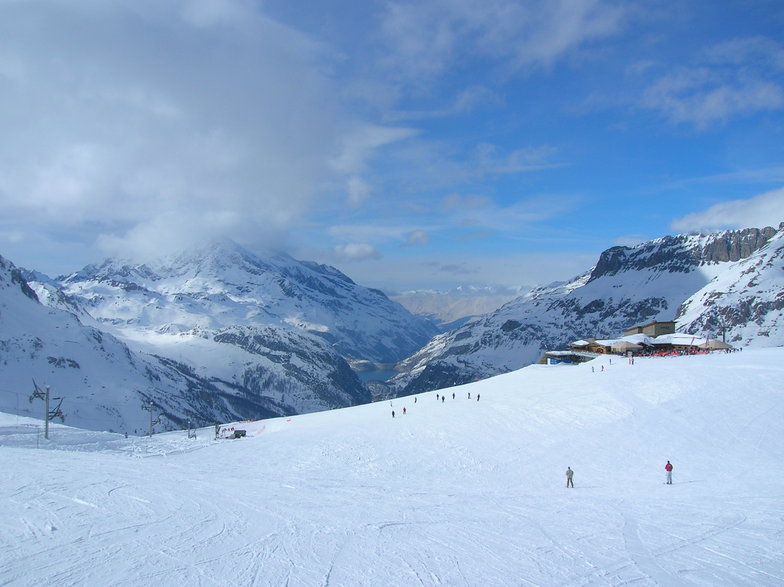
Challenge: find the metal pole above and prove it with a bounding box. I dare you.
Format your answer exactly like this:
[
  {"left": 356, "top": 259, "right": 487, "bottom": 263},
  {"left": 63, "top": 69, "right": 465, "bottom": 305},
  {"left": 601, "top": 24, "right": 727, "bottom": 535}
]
[
  {"left": 44, "top": 385, "right": 50, "bottom": 440},
  {"left": 149, "top": 402, "right": 153, "bottom": 437}
]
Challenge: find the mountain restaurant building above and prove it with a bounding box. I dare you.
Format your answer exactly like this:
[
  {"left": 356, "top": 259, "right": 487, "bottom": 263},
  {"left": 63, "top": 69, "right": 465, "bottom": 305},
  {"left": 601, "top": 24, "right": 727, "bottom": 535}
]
[{"left": 622, "top": 320, "right": 676, "bottom": 338}]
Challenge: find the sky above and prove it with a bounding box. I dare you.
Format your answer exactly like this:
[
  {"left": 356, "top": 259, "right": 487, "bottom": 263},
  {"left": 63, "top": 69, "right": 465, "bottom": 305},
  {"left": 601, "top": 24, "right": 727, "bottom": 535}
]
[{"left": 1, "top": 0, "right": 784, "bottom": 292}]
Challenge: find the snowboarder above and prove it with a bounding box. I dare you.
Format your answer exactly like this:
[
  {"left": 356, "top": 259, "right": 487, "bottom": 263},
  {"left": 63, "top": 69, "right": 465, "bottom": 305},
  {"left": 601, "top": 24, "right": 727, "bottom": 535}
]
[
  {"left": 392, "top": 410, "right": 395, "bottom": 418},
  {"left": 665, "top": 460, "right": 673, "bottom": 484},
  {"left": 566, "top": 467, "right": 574, "bottom": 488}
]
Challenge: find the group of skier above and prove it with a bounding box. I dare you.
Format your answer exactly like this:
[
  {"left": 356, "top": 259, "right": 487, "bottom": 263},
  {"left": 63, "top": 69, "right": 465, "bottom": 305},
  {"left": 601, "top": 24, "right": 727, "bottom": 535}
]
[
  {"left": 565, "top": 460, "right": 675, "bottom": 487},
  {"left": 391, "top": 390, "right": 480, "bottom": 418}
]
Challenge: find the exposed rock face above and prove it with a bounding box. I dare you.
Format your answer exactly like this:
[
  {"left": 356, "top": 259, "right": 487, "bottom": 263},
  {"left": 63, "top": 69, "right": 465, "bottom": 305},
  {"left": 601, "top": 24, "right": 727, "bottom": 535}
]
[
  {"left": 588, "top": 227, "right": 777, "bottom": 280},
  {"left": 392, "top": 226, "right": 783, "bottom": 395}
]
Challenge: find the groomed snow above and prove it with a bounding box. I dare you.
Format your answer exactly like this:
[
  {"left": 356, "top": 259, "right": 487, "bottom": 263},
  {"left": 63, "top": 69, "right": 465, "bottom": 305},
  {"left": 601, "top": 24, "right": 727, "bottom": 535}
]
[{"left": 2, "top": 348, "right": 783, "bottom": 585}]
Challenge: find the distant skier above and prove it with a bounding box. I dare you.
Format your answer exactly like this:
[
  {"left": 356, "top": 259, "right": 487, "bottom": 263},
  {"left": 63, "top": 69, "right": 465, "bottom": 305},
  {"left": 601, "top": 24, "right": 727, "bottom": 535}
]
[
  {"left": 477, "top": 394, "right": 480, "bottom": 401},
  {"left": 392, "top": 410, "right": 395, "bottom": 418},
  {"left": 437, "top": 393, "right": 440, "bottom": 400},
  {"left": 442, "top": 395, "right": 445, "bottom": 403},
  {"left": 468, "top": 392, "right": 471, "bottom": 399},
  {"left": 414, "top": 397, "right": 417, "bottom": 403},
  {"left": 566, "top": 467, "right": 574, "bottom": 488},
  {"left": 403, "top": 407, "right": 407, "bottom": 415},
  {"left": 665, "top": 460, "right": 673, "bottom": 484}
]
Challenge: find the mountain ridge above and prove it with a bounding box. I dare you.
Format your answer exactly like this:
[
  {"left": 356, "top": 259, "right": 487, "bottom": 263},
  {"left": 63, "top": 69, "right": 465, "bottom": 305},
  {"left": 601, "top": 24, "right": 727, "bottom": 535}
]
[{"left": 390, "top": 225, "right": 784, "bottom": 395}]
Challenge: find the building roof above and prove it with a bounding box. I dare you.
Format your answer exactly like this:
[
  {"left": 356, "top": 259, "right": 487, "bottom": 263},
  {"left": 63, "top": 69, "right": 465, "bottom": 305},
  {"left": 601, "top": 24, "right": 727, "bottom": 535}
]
[{"left": 650, "top": 333, "right": 708, "bottom": 346}]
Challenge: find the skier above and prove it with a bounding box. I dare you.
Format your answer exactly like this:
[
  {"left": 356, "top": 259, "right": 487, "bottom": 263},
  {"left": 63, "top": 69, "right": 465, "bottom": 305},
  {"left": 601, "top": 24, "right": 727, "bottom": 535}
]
[
  {"left": 452, "top": 392, "right": 455, "bottom": 399},
  {"left": 414, "top": 397, "right": 417, "bottom": 403},
  {"left": 437, "top": 393, "right": 440, "bottom": 400},
  {"left": 392, "top": 410, "right": 395, "bottom": 418},
  {"left": 468, "top": 392, "right": 471, "bottom": 399},
  {"left": 477, "top": 394, "right": 480, "bottom": 401},
  {"left": 665, "top": 460, "right": 673, "bottom": 484},
  {"left": 403, "top": 407, "right": 407, "bottom": 415},
  {"left": 566, "top": 466, "right": 574, "bottom": 488},
  {"left": 442, "top": 395, "right": 445, "bottom": 403}
]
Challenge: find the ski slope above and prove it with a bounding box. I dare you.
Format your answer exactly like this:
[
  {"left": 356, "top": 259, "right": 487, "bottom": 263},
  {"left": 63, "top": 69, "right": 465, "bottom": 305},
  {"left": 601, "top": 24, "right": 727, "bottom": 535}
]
[{"left": 2, "top": 348, "right": 783, "bottom": 586}]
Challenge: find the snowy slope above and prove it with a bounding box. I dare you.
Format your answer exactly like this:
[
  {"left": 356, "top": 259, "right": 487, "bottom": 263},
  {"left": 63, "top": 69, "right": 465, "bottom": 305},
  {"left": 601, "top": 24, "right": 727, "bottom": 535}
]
[
  {"left": 1, "top": 348, "right": 783, "bottom": 585},
  {"left": 393, "top": 226, "right": 782, "bottom": 394}
]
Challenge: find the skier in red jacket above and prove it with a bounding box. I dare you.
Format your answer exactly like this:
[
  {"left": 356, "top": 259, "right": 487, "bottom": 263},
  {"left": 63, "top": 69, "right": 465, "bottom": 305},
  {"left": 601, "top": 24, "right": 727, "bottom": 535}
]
[{"left": 665, "top": 460, "right": 673, "bottom": 484}]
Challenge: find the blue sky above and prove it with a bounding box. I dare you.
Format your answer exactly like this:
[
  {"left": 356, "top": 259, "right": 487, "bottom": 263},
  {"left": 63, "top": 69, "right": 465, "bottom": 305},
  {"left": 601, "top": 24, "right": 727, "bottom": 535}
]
[{"left": 1, "top": 1, "right": 783, "bottom": 291}]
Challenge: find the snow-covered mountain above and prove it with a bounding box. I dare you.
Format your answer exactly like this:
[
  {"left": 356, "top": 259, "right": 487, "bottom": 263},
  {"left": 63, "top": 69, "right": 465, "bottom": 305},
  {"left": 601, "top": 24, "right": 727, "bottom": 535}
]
[
  {"left": 57, "top": 240, "right": 436, "bottom": 364},
  {"left": 9, "top": 240, "right": 437, "bottom": 429},
  {"left": 676, "top": 228, "right": 784, "bottom": 343},
  {"left": 392, "top": 225, "right": 783, "bottom": 394},
  {"left": 0, "top": 254, "right": 290, "bottom": 435}
]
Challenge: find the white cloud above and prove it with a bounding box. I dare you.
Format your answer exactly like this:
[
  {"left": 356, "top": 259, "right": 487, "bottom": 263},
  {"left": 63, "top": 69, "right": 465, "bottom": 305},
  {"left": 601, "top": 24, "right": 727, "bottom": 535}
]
[
  {"left": 385, "top": 85, "right": 502, "bottom": 122},
  {"left": 179, "top": 0, "right": 256, "bottom": 28},
  {"left": 345, "top": 176, "right": 373, "bottom": 207},
  {"left": 330, "top": 125, "right": 419, "bottom": 176},
  {"left": 442, "top": 193, "right": 582, "bottom": 234},
  {"left": 670, "top": 188, "right": 784, "bottom": 232},
  {"left": 377, "top": 0, "right": 626, "bottom": 86},
  {"left": 333, "top": 243, "right": 382, "bottom": 261},
  {"left": 471, "top": 143, "right": 561, "bottom": 176},
  {"left": 0, "top": 1, "right": 384, "bottom": 261},
  {"left": 704, "top": 36, "right": 784, "bottom": 70},
  {"left": 644, "top": 70, "right": 784, "bottom": 128},
  {"left": 403, "top": 230, "right": 430, "bottom": 246},
  {"left": 642, "top": 36, "right": 784, "bottom": 128},
  {"left": 442, "top": 193, "right": 492, "bottom": 211}
]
